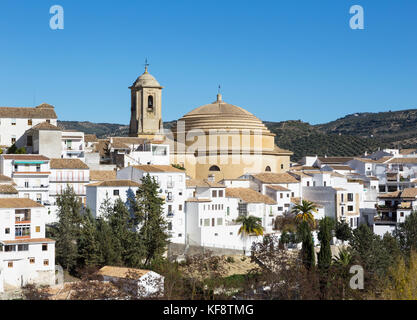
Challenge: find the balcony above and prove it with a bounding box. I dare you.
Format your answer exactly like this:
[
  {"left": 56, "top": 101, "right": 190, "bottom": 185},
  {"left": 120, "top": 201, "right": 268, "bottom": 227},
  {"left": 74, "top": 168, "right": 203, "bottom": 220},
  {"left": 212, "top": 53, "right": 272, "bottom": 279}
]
[
  {"left": 167, "top": 182, "right": 175, "bottom": 189},
  {"left": 374, "top": 215, "right": 397, "bottom": 225}
]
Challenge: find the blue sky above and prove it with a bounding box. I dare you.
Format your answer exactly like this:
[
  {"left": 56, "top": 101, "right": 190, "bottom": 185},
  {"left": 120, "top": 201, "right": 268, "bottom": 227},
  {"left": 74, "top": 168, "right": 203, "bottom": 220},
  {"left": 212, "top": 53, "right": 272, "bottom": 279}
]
[{"left": 1, "top": 0, "right": 417, "bottom": 125}]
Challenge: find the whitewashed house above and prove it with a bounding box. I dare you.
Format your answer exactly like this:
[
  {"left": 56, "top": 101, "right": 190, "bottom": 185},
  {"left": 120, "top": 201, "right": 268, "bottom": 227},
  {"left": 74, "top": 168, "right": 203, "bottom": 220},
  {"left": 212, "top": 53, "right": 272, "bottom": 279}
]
[
  {"left": 185, "top": 180, "right": 277, "bottom": 254},
  {"left": 0, "top": 155, "right": 51, "bottom": 206},
  {"left": 61, "top": 130, "right": 85, "bottom": 161},
  {"left": 0, "top": 103, "right": 57, "bottom": 148},
  {"left": 373, "top": 188, "right": 417, "bottom": 237},
  {"left": 86, "top": 180, "right": 141, "bottom": 218},
  {"left": 0, "top": 198, "right": 55, "bottom": 292},
  {"left": 117, "top": 165, "right": 187, "bottom": 244},
  {"left": 49, "top": 158, "right": 90, "bottom": 207},
  {"left": 97, "top": 266, "right": 164, "bottom": 298}
]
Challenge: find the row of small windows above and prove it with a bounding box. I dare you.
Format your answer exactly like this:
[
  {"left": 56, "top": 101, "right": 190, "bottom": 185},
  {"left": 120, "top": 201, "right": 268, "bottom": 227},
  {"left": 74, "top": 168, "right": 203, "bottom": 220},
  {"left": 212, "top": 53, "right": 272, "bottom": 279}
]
[
  {"left": 4, "top": 119, "right": 51, "bottom": 126},
  {"left": 7, "top": 259, "right": 49, "bottom": 268},
  {"left": 1, "top": 243, "right": 48, "bottom": 252},
  {"left": 203, "top": 204, "right": 225, "bottom": 211},
  {"left": 200, "top": 217, "right": 224, "bottom": 227}
]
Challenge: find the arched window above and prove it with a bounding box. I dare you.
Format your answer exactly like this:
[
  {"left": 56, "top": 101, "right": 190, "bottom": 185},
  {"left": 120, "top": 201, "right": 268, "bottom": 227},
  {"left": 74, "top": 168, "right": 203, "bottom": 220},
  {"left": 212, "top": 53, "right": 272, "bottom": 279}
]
[
  {"left": 147, "top": 96, "right": 154, "bottom": 112},
  {"left": 209, "top": 165, "right": 220, "bottom": 172},
  {"left": 265, "top": 166, "right": 271, "bottom": 172}
]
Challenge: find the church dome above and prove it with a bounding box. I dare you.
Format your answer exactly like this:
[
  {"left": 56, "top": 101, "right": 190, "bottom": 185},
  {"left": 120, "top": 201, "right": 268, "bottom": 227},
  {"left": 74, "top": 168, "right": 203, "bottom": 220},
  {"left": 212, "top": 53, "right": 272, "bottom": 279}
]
[
  {"left": 132, "top": 68, "right": 162, "bottom": 88},
  {"left": 172, "top": 94, "right": 273, "bottom": 135}
]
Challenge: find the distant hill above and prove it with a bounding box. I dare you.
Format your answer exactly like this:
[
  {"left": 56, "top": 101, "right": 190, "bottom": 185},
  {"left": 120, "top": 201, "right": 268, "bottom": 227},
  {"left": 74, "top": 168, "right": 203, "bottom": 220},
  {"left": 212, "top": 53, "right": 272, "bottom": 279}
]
[{"left": 58, "top": 108, "right": 417, "bottom": 161}]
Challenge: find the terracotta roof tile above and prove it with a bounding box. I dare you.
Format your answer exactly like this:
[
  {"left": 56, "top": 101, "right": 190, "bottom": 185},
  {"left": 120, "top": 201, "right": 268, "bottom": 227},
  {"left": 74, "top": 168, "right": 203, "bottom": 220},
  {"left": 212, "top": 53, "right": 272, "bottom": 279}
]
[
  {"left": 97, "top": 266, "right": 150, "bottom": 279},
  {"left": 2, "top": 238, "right": 55, "bottom": 244},
  {"left": 89, "top": 170, "right": 117, "bottom": 181},
  {"left": 0, "top": 104, "right": 57, "bottom": 119},
  {"left": 252, "top": 172, "right": 299, "bottom": 184},
  {"left": 226, "top": 187, "right": 276, "bottom": 204},
  {"left": 29, "top": 121, "right": 61, "bottom": 131},
  {"left": 266, "top": 185, "right": 290, "bottom": 191},
  {"left": 0, "top": 198, "right": 44, "bottom": 208},
  {"left": 2, "top": 155, "right": 49, "bottom": 161},
  {"left": 86, "top": 180, "right": 140, "bottom": 187},
  {"left": 0, "top": 184, "right": 18, "bottom": 194},
  {"left": 132, "top": 165, "right": 184, "bottom": 173},
  {"left": 50, "top": 158, "right": 89, "bottom": 169}
]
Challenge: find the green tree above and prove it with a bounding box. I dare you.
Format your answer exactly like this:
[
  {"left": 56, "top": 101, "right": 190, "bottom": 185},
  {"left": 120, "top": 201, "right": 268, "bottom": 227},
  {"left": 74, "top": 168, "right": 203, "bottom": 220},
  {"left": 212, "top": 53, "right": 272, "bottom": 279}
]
[
  {"left": 77, "top": 209, "right": 101, "bottom": 268},
  {"left": 236, "top": 215, "right": 264, "bottom": 254},
  {"left": 291, "top": 200, "right": 317, "bottom": 228},
  {"left": 135, "top": 174, "right": 169, "bottom": 267},
  {"left": 297, "top": 221, "right": 316, "bottom": 270},
  {"left": 395, "top": 211, "right": 417, "bottom": 254},
  {"left": 335, "top": 220, "right": 352, "bottom": 244},
  {"left": 55, "top": 186, "right": 83, "bottom": 272},
  {"left": 317, "top": 217, "right": 334, "bottom": 271}
]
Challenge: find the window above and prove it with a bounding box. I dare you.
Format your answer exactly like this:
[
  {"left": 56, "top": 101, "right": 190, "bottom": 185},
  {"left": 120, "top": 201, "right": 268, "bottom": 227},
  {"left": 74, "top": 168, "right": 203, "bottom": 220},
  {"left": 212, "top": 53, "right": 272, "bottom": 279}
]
[
  {"left": 217, "top": 218, "right": 223, "bottom": 226},
  {"left": 348, "top": 205, "right": 354, "bottom": 212},
  {"left": 287, "top": 193, "right": 290, "bottom": 198},
  {"left": 29, "top": 258, "right": 35, "bottom": 264},
  {"left": 42, "top": 243, "right": 48, "bottom": 251},
  {"left": 36, "top": 194, "right": 41, "bottom": 203},
  {"left": 147, "top": 96, "right": 154, "bottom": 112},
  {"left": 230, "top": 232, "right": 233, "bottom": 235},
  {"left": 204, "top": 219, "right": 210, "bottom": 226},
  {"left": 291, "top": 192, "right": 294, "bottom": 197},
  {"left": 307, "top": 181, "right": 310, "bottom": 187},
  {"left": 46, "top": 119, "right": 50, "bottom": 124},
  {"left": 212, "top": 190, "right": 217, "bottom": 198},
  {"left": 214, "top": 233, "right": 218, "bottom": 236},
  {"left": 28, "top": 119, "right": 32, "bottom": 126},
  {"left": 5, "top": 245, "right": 16, "bottom": 252},
  {"left": 35, "top": 226, "right": 40, "bottom": 233},
  {"left": 212, "top": 218, "right": 215, "bottom": 227},
  {"left": 36, "top": 164, "right": 41, "bottom": 172},
  {"left": 11, "top": 118, "right": 16, "bottom": 125},
  {"left": 400, "top": 212, "right": 404, "bottom": 217},
  {"left": 280, "top": 193, "right": 283, "bottom": 199},
  {"left": 27, "top": 135, "right": 33, "bottom": 147},
  {"left": 347, "top": 193, "right": 354, "bottom": 202},
  {"left": 168, "top": 205, "right": 172, "bottom": 213},
  {"left": 218, "top": 190, "right": 223, "bottom": 197},
  {"left": 11, "top": 135, "right": 16, "bottom": 144},
  {"left": 5, "top": 228, "right": 9, "bottom": 234},
  {"left": 167, "top": 192, "right": 172, "bottom": 200},
  {"left": 281, "top": 164, "right": 284, "bottom": 170},
  {"left": 113, "top": 189, "right": 119, "bottom": 196},
  {"left": 324, "top": 181, "right": 327, "bottom": 187},
  {"left": 18, "top": 244, "right": 28, "bottom": 251},
  {"left": 178, "top": 233, "right": 182, "bottom": 237},
  {"left": 278, "top": 207, "right": 283, "bottom": 211},
  {"left": 265, "top": 166, "right": 271, "bottom": 172},
  {"left": 200, "top": 219, "right": 202, "bottom": 226},
  {"left": 8, "top": 261, "right": 13, "bottom": 268},
  {"left": 209, "top": 165, "right": 220, "bottom": 172},
  {"left": 168, "top": 222, "right": 172, "bottom": 231},
  {"left": 15, "top": 225, "right": 30, "bottom": 237},
  {"left": 178, "top": 204, "right": 182, "bottom": 211},
  {"left": 43, "top": 260, "right": 49, "bottom": 266}
]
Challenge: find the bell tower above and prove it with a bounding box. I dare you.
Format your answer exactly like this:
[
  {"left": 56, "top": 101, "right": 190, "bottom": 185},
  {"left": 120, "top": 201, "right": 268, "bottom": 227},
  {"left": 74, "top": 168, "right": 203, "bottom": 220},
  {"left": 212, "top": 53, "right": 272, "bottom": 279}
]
[{"left": 129, "top": 62, "right": 164, "bottom": 140}]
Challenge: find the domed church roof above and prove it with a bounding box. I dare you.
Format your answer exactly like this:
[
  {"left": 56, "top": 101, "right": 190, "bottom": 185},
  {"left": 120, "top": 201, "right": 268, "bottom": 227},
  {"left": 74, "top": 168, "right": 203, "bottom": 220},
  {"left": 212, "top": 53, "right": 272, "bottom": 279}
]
[
  {"left": 132, "top": 67, "right": 162, "bottom": 88},
  {"left": 173, "top": 94, "right": 273, "bottom": 135}
]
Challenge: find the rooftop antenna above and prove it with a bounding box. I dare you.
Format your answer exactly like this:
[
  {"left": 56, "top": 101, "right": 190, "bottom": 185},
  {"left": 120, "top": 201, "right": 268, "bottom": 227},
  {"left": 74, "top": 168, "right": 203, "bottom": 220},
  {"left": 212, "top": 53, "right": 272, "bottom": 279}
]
[{"left": 144, "top": 58, "right": 149, "bottom": 73}]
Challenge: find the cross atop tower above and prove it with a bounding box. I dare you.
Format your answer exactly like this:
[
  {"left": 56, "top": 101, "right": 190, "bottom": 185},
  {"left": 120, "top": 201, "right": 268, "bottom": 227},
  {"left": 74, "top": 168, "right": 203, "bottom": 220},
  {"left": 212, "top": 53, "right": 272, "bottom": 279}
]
[{"left": 144, "top": 58, "right": 149, "bottom": 73}]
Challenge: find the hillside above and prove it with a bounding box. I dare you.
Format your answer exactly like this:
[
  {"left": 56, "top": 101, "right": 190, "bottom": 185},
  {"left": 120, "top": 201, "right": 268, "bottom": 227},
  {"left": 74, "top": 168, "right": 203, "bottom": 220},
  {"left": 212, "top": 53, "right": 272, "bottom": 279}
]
[{"left": 58, "top": 108, "right": 417, "bottom": 162}]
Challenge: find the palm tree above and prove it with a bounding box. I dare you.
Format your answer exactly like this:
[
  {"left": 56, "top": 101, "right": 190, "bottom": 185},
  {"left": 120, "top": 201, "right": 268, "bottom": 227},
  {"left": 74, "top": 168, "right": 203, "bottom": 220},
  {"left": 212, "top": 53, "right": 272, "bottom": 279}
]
[
  {"left": 291, "top": 200, "right": 318, "bottom": 228},
  {"left": 332, "top": 248, "right": 352, "bottom": 266},
  {"left": 235, "top": 215, "right": 264, "bottom": 254}
]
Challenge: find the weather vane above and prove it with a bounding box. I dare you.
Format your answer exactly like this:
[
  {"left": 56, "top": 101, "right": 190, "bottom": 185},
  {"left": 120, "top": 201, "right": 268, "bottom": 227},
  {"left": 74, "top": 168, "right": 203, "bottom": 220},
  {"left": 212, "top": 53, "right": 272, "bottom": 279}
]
[{"left": 144, "top": 58, "right": 149, "bottom": 72}]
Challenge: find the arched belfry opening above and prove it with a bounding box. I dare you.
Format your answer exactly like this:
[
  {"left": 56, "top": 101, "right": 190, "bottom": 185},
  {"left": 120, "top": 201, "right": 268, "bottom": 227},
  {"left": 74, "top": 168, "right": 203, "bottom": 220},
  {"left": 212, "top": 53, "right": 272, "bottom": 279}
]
[{"left": 147, "top": 95, "right": 154, "bottom": 112}]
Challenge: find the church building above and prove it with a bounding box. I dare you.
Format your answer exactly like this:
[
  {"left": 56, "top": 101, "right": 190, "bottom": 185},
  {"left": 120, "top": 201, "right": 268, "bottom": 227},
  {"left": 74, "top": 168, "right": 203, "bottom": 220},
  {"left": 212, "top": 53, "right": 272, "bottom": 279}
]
[{"left": 129, "top": 66, "right": 293, "bottom": 182}]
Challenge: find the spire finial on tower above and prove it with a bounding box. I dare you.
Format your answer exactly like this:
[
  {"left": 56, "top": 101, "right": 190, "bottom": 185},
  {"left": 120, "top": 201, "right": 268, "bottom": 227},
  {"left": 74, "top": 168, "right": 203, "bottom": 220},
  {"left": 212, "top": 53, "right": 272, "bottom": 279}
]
[
  {"left": 216, "top": 85, "right": 222, "bottom": 102},
  {"left": 144, "top": 58, "right": 149, "bottom": 73}
]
